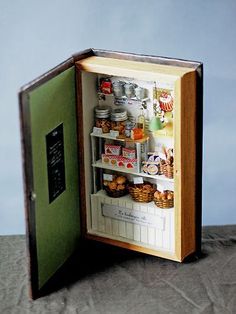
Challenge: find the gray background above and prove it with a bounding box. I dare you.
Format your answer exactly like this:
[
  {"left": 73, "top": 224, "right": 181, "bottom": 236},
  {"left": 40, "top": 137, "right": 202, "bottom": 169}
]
[{"left": 0, "top": 0, "right": 235, "bottom": 235}]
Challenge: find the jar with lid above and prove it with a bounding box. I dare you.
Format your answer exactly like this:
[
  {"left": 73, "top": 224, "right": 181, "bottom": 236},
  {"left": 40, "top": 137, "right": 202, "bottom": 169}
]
[
  {"left": 125, "top": 120, "right": 135, "bottom": 138},
  {"left": 95, "top": 106, "right": 111, "bottom": 133},
  {"left": 112, "top": 81, "right": 125, "bottom": 98},
  {"left": 124, "top": 82, "right": 136, "bottom": 98},
  {"left": 111, "top": 108, "right": 128, "bottom": 136}
]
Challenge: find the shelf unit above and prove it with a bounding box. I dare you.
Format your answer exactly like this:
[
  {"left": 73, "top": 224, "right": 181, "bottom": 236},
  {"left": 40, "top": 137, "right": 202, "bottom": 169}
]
[{"left": 90, "top": 132, "right": 174, "bottom": 195}]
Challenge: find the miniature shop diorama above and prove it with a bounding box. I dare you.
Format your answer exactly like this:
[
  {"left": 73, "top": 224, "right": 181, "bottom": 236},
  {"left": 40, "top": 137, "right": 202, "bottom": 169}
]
[{"left": 19, "top": 49, "right": 203, "bottom": 298}]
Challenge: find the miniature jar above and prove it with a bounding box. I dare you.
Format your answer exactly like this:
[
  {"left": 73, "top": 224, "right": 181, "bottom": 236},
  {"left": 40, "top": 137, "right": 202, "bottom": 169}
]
[
  {"left": 112, "top": 81, "right": 125, "bottom": 98},
  {"left": 111, "top": 108, "right": 128, "bottom": 136},
  {"left": 95, "top": 106, "right": 111, "bottom": 133},
  {"left": 135, "top": 86, "right": 146, "bottom": 100},
  {"left": 125, "top": 120, "right": 135, "bottom": 138},
  {"left": 124, "top": 82, "right": 135, "bottom": 98}
]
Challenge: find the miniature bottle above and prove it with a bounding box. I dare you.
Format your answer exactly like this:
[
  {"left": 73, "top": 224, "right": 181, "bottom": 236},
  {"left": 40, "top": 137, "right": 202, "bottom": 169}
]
[{"left": 137, "top": 107, "right": 146, "bottom": 134}]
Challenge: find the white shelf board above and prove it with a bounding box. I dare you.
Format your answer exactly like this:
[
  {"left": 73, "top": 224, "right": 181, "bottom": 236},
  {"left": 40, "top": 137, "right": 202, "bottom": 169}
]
[
  {"left": 92, "top": 160, "right": 174, "bottom": 183},
  {"left": 90, "top": 132, "right": 149, "bottom": 143},
  {"left": 91, "top": 132, "right": 126, "bottom": 142}
]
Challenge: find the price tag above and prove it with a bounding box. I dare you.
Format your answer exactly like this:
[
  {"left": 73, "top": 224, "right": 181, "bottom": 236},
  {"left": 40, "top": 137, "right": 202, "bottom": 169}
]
[
  {"left": 133, "top": 177, "right": 144, "bottom": 184},
  {"left": 109, "top": 130, "right": 119, "bottom": 138},
  {"left": 103, "top": 174, "right": 113, "bottom": 181},
  {"left": 93, "top": 127, "right": 103, "bottom": 135},
  {"left": 157, "top": 184, "right": 165, "bottom": 193},
  {"left": 159, "top": 152, "right": 166, "bottom": 160}
]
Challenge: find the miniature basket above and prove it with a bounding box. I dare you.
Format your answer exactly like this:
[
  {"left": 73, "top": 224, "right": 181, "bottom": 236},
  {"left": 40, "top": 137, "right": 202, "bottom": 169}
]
[
  {"left": 128, "top": 182, "right": 156, "bottom": 203},
  {"left": 104, "top": 185, "right": 128, "bottom": 198},
  {"left": 163, "top": 164, "right": 174, "bottom": 179},
  {"left": 159, "top": 159, "right": 166, "bottom": 175},
  {"left": 154, "top": 198, "right": 174, "bottom": 209},
  {"left": 154, "top": 191, "right": 174, "bottom": 209}
]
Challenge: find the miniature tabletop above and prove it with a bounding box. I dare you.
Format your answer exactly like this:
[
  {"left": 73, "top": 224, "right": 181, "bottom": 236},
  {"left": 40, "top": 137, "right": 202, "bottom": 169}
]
[{"left": 0, "top": 225, "right": 235, "bottom": 314}]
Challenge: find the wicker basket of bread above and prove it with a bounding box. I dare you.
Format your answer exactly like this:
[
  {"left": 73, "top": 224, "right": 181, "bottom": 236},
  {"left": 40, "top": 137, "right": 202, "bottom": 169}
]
[
  {"left": 128, "top": 182, "right": 156, "bottom": 203},
  {"left": 154, "top": 190, "right": 174, "bottom": 208},
  {"left": 103, "top": 175, "right": 128, "bottom": 198}
]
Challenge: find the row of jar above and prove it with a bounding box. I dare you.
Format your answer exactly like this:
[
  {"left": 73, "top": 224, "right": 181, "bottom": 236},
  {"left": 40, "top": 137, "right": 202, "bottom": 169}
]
[
  {"left": 95, "top": 106, "right": 146, "bottom": 139},
  {"left": 99, "top": 77, "right": 147, "bottom": 99}
]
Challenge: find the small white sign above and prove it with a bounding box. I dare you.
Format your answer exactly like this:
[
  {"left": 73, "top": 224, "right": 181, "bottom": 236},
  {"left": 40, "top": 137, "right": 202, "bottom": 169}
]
[
  {"left": 109, "top": 130, "right": 119, "bottom": 138},
  {"left": 157, "top": 184, "right": 165, "bottom": 193},
  {"left": 102, "top": 203, "right": 164, "bottom": 230},
  {"left": 93, "top": 127, "right": 103, "bottom": 135},
  {"left": 103, "top": 174, "right": 113, "bottom": 181},
  {"left": 159, "top": 152, "right": 166, "bottom": 160},
  {"left": 133, "top": 177, "right": 144, "bottom": 184}
]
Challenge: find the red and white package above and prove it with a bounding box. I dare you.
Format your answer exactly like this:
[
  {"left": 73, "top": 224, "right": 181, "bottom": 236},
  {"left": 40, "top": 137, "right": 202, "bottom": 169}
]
[
  {"left": 122, "top": 147, "right": 136, "bottom": 159},
  {"left": 102, "top": 154, "right": 110, "bottom": 164},
  {"left": 105, "top": 144, "right": 121, "bottom": 156},
  {"left": 124, "top": 158, "right": 137, "bottom": 169}
]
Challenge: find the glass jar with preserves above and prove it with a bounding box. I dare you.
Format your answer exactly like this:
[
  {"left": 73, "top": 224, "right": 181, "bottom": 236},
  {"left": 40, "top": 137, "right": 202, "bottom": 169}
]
[
  {"left": 111, "top": 108, "right": 128, "bottom": 136},
  {"left": 95, "top": 106, "right": 111, "bottom": 133},
  {"left": 125, "top": 120, "right": 135, "bottom": 138}
]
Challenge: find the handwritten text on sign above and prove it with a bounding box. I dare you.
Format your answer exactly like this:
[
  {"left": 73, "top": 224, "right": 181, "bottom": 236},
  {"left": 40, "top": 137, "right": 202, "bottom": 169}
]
[{"left": 102, "top": 204, "right": 164, "bottom": 230}]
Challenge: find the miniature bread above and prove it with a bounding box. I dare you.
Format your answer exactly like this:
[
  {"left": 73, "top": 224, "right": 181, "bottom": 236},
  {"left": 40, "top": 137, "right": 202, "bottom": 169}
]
[{"left": 116, "top": 176, "right": 126, "bottom": 185}]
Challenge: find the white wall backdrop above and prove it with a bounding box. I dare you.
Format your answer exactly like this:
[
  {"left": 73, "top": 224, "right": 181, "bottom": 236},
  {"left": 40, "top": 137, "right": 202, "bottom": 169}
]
[{"left": 0, "top": 0, "right": 236, "bottom": 234}]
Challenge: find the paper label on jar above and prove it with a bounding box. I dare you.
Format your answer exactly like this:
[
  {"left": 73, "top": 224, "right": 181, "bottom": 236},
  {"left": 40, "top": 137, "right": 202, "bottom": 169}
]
[
  {"left": 109, "top": 130, "right": 119, "bottom": 138},
  {"left": 103, "top": 174, "right": 113, "bottom": 181},
  {"left": 93, "top": 127, "right": 103, "bottom": 135},
  {"left": 157, "top": 184, "right": 164, "bottom": 193},
  {"left": 159, "top": 152, "right": 166, "bottom": 160},
  {"left": 133, "top": 177, "right": 144, "bottom": 184}
]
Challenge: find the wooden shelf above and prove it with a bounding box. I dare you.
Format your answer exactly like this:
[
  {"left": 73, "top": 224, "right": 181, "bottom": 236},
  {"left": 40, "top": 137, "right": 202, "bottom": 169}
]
[
  {"left": 90, "top": 132, "right": 149, "bottom": 144},
  {"left": 92, "top": 160, "right": 174, "bottom": 183}
]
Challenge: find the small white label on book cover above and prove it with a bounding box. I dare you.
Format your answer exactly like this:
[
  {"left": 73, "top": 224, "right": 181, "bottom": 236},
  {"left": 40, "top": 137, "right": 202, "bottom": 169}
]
[{"left": 133, "top": 177, "right": 144, "bottom": 184}]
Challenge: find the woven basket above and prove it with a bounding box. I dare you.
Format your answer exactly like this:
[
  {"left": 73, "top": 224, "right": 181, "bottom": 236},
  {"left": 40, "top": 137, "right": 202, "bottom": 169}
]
[
  {"left": 104, "top": 185, "right": 128, "bottom": 198},
  {"left": 163, "top": 164, "right": 174, "bottom": 179},
  {"left": 154, "top": 198, "right": 174, "bottom": 208},
  {"left": 129, "top": 183, "right": 155, "bottom": 203},
  {"left": 154, "top": 190, "right": 174, "bottom": 208},
  {"left": 159, "top": 159, "right": 166, "bottom": 175}
]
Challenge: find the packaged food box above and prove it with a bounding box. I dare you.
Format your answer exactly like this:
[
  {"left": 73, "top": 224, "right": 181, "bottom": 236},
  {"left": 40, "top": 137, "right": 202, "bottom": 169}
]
[
  {"left": 109, "top": 155, "right": 119, "bottom": 166},
  {"left": 122, "top": 147, "right": 136, "bottom": 159},
  {"left": 124, "top": 158, "right": 137, "bottom": 169},
  {"left": 102, "top": 154, "right": 110, "bottom": 164},
  {"left": 116, "top": 156, "right": 127, "bottom": 168},
  {"left": 104, "top": 144, "right": 121, "bottom": 156}
]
